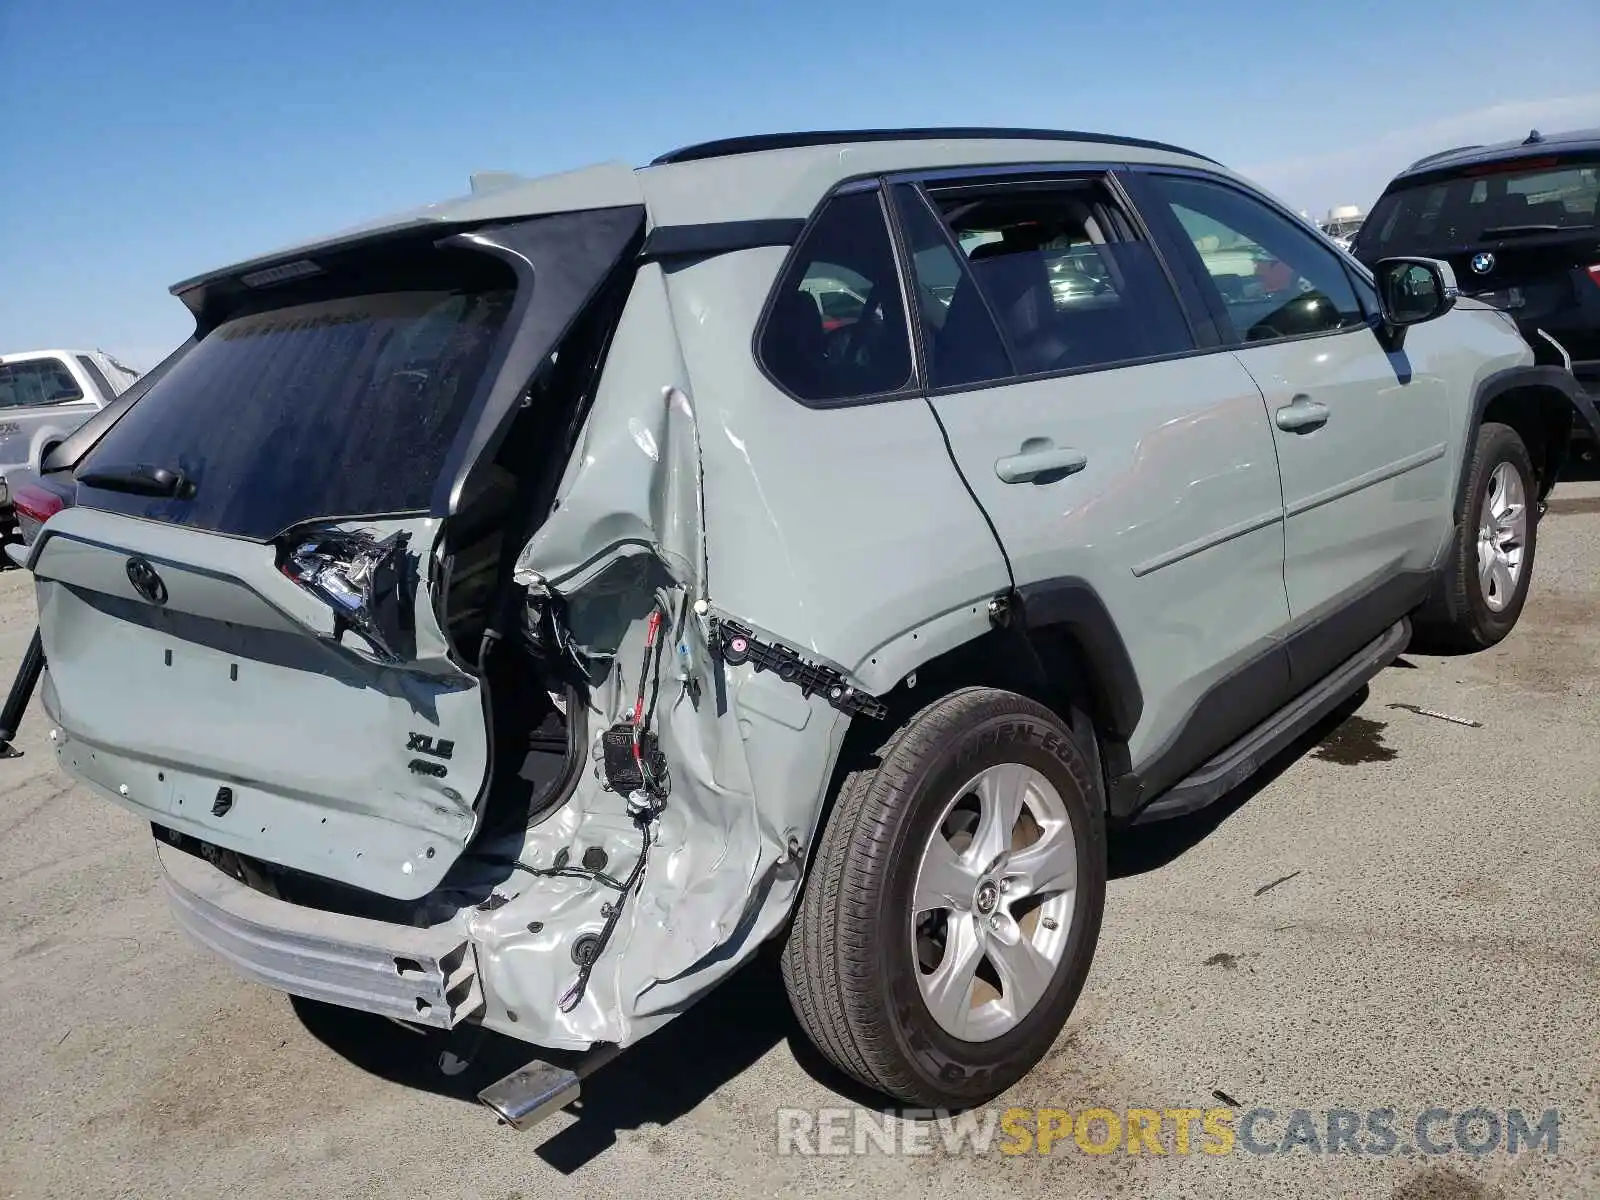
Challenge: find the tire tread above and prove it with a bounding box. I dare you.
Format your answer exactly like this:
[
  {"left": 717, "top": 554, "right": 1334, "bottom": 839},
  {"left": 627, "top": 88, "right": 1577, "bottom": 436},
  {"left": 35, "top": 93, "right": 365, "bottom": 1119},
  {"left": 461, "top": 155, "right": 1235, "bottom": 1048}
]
[
  {"left": 1412, "top": 421, "right": 1536, "bottom": 653},
  {"left": 782, "top": 686, "right": 1103, "bottom": 1105}
]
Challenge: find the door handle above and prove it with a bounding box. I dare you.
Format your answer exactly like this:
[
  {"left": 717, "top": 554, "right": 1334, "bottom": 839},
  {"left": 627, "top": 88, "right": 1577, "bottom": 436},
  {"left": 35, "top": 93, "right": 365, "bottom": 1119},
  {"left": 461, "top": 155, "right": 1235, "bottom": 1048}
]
[
  {"left": 994, "top": 444, "right": 1089, "bottom": 484},
  {"left": 1275, "top": 397, "right": 1330, "bottom": 433}
]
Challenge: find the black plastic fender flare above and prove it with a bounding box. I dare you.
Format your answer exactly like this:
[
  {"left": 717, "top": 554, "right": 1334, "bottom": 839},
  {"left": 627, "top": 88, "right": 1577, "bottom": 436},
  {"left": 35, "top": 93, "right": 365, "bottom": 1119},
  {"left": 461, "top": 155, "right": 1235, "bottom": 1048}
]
[{"left": 1011, "top": 577, "right": 1143, "bottom": 741}]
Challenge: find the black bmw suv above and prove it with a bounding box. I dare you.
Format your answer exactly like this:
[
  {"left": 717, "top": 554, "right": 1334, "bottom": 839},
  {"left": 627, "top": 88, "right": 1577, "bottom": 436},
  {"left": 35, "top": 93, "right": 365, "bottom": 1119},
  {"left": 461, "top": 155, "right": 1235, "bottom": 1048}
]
[{"left": 1353, "top": 128, "right": 1600, "bottom": 448}]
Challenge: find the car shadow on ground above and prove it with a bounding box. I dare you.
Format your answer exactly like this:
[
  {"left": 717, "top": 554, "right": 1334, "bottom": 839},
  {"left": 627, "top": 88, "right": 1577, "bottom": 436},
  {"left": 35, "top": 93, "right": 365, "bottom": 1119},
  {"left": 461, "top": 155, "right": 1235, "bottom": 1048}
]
[
  {"left": 292, "top": 941, "right": 798, "bottom": 1171},
  {"left": 293, "top": 681, "right": 1386, "bottom": 1167},
  {"left": 1558, "top": 445, "right": 1599, "bottom": 484}
]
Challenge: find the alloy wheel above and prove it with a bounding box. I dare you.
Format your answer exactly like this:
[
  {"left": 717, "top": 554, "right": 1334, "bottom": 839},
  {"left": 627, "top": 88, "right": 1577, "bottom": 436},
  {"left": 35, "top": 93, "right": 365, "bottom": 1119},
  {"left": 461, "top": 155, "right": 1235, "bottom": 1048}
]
[{"left": 909, "top": 763, "right": 1079, "bottom": 1041}]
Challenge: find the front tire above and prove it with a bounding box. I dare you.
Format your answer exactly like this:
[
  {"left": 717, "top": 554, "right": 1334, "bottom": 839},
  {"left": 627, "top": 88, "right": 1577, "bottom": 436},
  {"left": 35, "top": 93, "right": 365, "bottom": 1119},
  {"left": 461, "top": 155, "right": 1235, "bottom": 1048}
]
[
  {"left": 781, "top": 687, "right": 1106, "bottom": 1108},
  {"left": 1413, "top": 421, "right": 1537, "bottom": 653}
]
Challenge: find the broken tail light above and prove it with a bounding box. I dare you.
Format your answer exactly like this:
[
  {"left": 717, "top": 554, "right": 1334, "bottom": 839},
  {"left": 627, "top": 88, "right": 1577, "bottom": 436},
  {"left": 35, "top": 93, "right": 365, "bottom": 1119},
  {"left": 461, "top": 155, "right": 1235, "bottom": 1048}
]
[{"left": 279, "top": 527, "right": 416, "bottom": 662}]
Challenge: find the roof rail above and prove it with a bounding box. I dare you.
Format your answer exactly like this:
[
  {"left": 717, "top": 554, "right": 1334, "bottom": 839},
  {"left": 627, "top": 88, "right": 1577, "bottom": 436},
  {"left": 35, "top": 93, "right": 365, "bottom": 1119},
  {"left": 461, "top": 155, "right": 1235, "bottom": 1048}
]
[
  {"left": 651, "top": 126, "right": 1218, "bottom": 166},
  {"left": 1405, "top": 144, "right": 1484, "bottom": 170}
]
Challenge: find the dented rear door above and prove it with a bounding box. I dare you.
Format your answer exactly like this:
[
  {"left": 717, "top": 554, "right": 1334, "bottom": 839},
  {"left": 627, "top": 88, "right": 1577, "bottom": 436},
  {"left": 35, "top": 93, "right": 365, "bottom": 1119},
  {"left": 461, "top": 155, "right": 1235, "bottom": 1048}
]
[
  {"left": 33, "top": 509, "right": 482, "bottom": 899},
  {"left": 29, "top": 205, "right": 646, "bottom": 900}
]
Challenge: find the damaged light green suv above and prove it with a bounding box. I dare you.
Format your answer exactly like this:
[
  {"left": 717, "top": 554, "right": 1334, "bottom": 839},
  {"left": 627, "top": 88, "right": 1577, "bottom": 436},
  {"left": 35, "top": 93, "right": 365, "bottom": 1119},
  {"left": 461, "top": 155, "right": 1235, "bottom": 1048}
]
[{"left": 15, "top": 128, "right": 1595, "bottom": 1119}]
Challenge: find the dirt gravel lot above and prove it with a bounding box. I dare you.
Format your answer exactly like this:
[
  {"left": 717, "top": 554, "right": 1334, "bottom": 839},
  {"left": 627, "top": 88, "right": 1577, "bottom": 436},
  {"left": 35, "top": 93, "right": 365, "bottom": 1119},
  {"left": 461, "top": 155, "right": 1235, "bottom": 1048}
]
[{"left": 2, "top": 482, "right": 1598, "bottom": 1200}]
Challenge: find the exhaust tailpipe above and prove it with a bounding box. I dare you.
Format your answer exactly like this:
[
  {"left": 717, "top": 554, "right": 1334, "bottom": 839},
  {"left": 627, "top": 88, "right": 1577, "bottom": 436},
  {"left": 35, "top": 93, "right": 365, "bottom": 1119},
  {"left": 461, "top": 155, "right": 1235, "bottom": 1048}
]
[
  {"left": 478, "top": 1044, "right": 619, "bottom": 1132},
  {"left": 479, "top": 1061, "right": 582, "bottom": 1131}
]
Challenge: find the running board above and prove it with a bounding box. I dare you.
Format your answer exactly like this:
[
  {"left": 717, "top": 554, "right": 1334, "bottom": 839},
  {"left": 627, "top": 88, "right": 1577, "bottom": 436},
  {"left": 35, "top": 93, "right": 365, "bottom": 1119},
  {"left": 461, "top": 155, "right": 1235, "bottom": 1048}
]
[{"left": 1132, "top": 618, "right": 1409, "bottom": 825}]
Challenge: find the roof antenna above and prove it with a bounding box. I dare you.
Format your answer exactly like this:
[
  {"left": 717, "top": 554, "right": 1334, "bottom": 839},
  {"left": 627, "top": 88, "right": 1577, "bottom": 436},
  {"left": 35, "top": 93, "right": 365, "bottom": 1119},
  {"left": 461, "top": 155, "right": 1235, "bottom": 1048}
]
[{"left": 1522, "top": 129, "right": 1544, "bottom": 145}]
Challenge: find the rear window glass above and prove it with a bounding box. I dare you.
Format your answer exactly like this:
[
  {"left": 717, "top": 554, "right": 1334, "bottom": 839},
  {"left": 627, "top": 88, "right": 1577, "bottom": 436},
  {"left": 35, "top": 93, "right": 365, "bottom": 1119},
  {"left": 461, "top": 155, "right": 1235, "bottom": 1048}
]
[
  {"left": 0, "top": 359, "right": 83, "bottom": 407},
  {"left": 759, "top": 189, "right": 914, "bottom": 404},
  {"left": 77, "top": 287, "right": 515, "bottom": 540},
  {"left": 1357, "top": 157, "right": 1600, "bottom": 257}
]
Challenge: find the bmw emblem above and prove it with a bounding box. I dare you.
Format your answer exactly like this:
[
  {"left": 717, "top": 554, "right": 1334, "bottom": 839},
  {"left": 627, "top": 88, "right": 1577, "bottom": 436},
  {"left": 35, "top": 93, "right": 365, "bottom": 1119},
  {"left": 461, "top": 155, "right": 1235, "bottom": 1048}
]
[
  {"left": 1470, "top": 252, "right": 1495, "bottom": 275},
  {"left": 125, "top": 556, "right": 168, "bottom": 606}
]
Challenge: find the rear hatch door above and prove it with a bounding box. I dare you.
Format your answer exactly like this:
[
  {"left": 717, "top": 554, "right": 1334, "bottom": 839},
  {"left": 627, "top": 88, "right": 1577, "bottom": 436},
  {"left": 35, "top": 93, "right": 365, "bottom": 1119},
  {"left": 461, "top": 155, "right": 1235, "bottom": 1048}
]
[
  {"left": 34, "top": 508, "right": 479, "bottom": 900},
  {"left": 29, "top": 202, "right": 644, "bottom": 900}
]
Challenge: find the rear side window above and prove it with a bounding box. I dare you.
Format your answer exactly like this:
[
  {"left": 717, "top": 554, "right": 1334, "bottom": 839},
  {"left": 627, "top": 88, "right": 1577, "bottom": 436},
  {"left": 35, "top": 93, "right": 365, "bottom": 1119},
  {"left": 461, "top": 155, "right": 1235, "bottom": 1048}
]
[
  {"left": 759, "top": 190, "right": 914, "bottom": 404},
  {"left": 77, "top": 285, "right": 515, "bottom": 540},
  {"left": 925, "top": 180, "right": 1192, "bottom": 376},
  {"left": 0, "top": 358, "right": 83, "bottom": 408},
  {"left": 1358, "top": 156, "right": 1600, "bottom": 257},
  {"left": 75, "top": 355, "right": 117, "bottom": 399}
]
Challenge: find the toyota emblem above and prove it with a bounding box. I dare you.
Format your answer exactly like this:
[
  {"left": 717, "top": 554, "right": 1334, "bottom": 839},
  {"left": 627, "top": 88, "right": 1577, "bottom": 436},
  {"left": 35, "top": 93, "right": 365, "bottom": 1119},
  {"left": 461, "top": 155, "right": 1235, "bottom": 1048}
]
[
  {"left": 125, "top": 556, "right": 168, "bottom": 606},
  {"left": 1470, "top": 252, "right": 1495, "bottom": 275}
]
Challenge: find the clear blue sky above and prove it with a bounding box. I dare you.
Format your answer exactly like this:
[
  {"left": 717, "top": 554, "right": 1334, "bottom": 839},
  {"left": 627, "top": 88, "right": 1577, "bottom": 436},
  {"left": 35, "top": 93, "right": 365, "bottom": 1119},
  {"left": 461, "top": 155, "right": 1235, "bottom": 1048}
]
[{"left": 3, "top": 0, "right": 1597, "bottom": 368}]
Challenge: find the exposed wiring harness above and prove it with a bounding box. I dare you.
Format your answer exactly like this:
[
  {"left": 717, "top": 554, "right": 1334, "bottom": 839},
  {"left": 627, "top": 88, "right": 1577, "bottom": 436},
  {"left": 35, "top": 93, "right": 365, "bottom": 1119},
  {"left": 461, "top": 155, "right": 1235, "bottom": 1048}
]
[
  {"left": 515, "top": 600, "right": 673, "bottom": 1013},
  {"left": 557, "top": 830, "right": 652, "bottom": 1012},
  {"left": 464, "top": 601, "right": 678, "bottom": 1012},
  {"left": 472, "top": 849, "right": 633, "bottom": 892}
]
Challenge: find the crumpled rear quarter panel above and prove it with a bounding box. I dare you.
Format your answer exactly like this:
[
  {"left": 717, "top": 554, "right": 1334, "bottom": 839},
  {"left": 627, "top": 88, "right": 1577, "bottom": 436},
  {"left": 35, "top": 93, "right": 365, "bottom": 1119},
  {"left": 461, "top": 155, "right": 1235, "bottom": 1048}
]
[{"left": 475, "top": 247, "right": 1007, "bottom": 1049}]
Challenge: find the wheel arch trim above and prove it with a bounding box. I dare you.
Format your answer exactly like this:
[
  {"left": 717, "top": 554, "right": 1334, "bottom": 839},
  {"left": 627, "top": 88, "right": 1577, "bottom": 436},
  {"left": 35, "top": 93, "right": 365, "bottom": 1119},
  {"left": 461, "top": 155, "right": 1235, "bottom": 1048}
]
[
  {"left": 840, "top": 577, "right": 1143, "bottom": 757},
  {"left": 1011, "top": 577, "right": 1144, "bottom": 741}
]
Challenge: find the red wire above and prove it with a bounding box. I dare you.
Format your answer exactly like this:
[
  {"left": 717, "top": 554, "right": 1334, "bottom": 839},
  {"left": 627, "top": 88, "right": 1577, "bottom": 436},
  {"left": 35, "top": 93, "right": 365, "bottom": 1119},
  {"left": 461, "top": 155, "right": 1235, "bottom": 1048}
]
[{"left": 630, "top": 609, "right": 665, "bottom": 766}]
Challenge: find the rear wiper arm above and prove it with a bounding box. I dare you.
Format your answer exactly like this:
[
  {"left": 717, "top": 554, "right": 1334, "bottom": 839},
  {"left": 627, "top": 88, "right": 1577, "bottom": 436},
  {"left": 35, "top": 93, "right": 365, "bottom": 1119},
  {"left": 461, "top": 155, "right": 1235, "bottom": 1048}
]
[
  {"left": 1479, "top": 223, "right": 1589, "bottom": 240},
  {"left": 75, "top": 463, "right": 196, "bottom": 499}
]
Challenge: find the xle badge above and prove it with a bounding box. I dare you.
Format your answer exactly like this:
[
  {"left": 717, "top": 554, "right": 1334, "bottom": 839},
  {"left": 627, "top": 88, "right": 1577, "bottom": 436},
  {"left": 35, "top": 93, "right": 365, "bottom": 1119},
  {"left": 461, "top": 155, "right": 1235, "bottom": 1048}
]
[
  {"left": 407, "top": 733, "right": 455, "bottom": 760},
  {"left": 408, "top": 732, "right": 453, "bottom": 778}
]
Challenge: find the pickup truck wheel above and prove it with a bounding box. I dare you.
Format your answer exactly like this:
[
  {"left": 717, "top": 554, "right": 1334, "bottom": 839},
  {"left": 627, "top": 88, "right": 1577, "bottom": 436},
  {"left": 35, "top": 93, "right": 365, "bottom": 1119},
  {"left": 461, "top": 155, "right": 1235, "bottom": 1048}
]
[
  {"left": 781, "top": 687, "right": 1105, "bottom": 1108},
  {"left": 1413, "top": 421, "right": 1537, "bottom": 653}
]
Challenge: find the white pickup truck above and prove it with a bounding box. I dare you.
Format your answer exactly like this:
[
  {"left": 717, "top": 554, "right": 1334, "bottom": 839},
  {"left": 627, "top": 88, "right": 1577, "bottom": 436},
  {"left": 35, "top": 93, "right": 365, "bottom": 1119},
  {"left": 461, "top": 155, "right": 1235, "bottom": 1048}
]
[{"left": 0, "top": 349, "right": 139, "bottom": 531}]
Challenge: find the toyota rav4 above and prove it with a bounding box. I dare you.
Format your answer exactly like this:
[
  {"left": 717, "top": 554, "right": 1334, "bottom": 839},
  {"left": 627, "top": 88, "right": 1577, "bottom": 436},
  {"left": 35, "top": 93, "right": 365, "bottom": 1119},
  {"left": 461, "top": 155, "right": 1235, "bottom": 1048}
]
[{"left": 5, "top": 127, "right": 1595, "bottom": 1124}]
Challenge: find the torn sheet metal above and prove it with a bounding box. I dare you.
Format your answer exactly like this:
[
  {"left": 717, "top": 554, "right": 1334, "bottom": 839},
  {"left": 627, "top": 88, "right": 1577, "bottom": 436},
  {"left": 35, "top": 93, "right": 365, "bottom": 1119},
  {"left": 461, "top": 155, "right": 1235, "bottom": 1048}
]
[
  {"left": 514, "top": 271, "right": 707, "bottom": 606},
  {"left": 449, "top": 265, "right": 853, "bottom": 1048},
  {"left": 457, "top": 598, "right": 847, "bottom": 1049}
]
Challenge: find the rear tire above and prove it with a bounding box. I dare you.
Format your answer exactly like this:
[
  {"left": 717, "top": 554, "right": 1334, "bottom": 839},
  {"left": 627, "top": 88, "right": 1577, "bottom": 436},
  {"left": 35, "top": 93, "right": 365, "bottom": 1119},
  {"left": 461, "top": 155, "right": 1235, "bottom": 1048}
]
[
  {"left": 781, "top": 687, "right": 1106, "bottom": 1108},
  {"left": 1412, "top": 421, "right": 1537, "bottom": 653}
]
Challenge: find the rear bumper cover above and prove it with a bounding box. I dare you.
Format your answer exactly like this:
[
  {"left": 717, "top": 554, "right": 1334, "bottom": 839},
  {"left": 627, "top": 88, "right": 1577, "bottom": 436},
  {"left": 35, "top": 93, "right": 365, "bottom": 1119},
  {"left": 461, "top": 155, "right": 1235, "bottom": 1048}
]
[{"left": 156, "top": 840, "right": 483, "bottom": 1029}]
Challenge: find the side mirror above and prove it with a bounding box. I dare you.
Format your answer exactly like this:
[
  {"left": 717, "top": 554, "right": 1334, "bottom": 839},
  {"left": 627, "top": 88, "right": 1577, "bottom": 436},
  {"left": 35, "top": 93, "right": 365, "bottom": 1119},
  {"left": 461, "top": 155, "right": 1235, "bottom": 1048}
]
[{"left": 1373, "top": 257, "right": 1459, "bottom": 350}]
